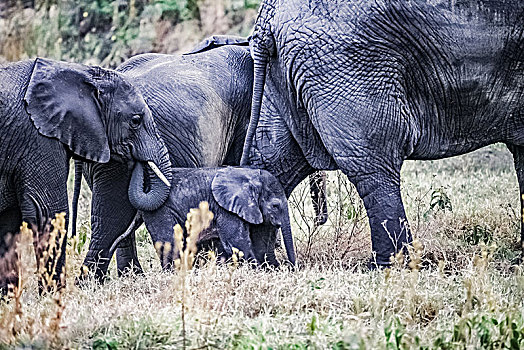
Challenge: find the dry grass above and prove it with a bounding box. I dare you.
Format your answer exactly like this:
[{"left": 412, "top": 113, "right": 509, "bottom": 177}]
[{"left": 1, "top": 144, "right": 524, "bottom": 348}]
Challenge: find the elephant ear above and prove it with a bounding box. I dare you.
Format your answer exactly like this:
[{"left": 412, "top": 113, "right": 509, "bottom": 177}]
[
  {"left": 212, "top": 167, "right": 263, "bottom": 225},
  {"left": 24, "top": 58, "right": 110, "bottom": 163},
  {"left": 184, "top": 35, "right": 250, "bottom": 55}
]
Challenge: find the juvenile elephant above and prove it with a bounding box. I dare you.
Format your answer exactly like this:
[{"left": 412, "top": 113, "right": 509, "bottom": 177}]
[
  {"left": 76, "top": 41, "right": 254, "bottom": 280},
  {"left": 74, "top": 37, "right": 325, "bottom": 279},
  {"left": 242, "top": 0, "right": 524, "bottom": 266},
  {"left": 0, "top": 58, "right": 171, "bottom": 290},
  {"left": 112, "top": 166, "right": 295, "bottom": 268}
]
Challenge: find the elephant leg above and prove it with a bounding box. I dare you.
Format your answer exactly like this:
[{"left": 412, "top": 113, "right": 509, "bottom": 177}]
[
  {"left": 250, "top": 225, "right": 279, "bottom": 267},
  {"left": 82, "top": 162, "right": 142, "bottom": 281},
  {"left": 0, "top": 206, "right": 22, "bottom": 239},
  {"left": 215, "top": 212, "right": 256, "bottom": 263},
  {"left": 115, "top": 223, "right": 142, "bottom": 276},
  {"left": 20, "top": 191, "right": 69, "bottom": 291},
  {"left": 310, "top": 171, "right": 328, "bottom": 226},
  {"left": 0, "top": 206, "right": 22, "bottom": 293},
  {"left": 506, "top": 144, "right": 524, "bottom": 261},
  {"left": 344, "top": 164, "right": 411, "bottom": 267}
]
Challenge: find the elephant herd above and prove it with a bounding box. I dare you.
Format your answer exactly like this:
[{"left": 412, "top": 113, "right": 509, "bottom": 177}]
[{"left": 1, "top": 0, "right": 524, "bottom": 291}]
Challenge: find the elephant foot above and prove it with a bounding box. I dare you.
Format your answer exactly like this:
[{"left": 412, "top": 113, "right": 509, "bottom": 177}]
[
  {"left": 510, "top": 252, "right": 523, "bottom": 268},
  {"left": 0, "top": 274, "right": 18, "bottom": 296},
  {"left": 117, "top": 263, "right": 144, "bottom": 277},
  {"left": 367, "top": 259, "right": 391, "bottom": 271},
  {"left": 314, "top": 213, "right": 329, "bottom": 227},
  {"left": 79, "top": 254, "right": 111, "bottom": 285}
]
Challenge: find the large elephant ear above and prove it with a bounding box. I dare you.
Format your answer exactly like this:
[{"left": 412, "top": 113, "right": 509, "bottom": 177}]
[
  {"left": 24, "top": 58, "right": 110, "bottom": 163},
  {"left": 212, "top": 167, "right": 263, "bottom": 225}
]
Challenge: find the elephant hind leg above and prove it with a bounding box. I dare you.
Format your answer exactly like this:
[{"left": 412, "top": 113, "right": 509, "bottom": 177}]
[
  {"left": 506, "top": 144, "right": 524, "bottom": 263},
  {"left": 309, "top": 171, "right": 328, "bottom": 226},
  {"left": 339, "top": 158, "right": 412, "bottom": 267}
]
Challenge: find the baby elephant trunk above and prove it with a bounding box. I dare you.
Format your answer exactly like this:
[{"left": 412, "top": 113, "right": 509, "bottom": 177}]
[{"left": 281, "top": 202, "right": 296, "bottom": 265}]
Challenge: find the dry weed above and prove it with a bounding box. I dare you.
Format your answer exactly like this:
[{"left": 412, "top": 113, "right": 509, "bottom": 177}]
[{"left": 0, "top": 213, "right": 73, "bottom": 347}]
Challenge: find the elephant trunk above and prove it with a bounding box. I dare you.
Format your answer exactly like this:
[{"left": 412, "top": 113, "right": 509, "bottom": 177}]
[
  {"left": 240, "top": 47, "right": 269, "bottom": 165},
  {"left": 128, "top": 150, "right": 172, "bottom": 211},
  {"left": 281, "top": 201, "right": 296, "bottom": 266}
]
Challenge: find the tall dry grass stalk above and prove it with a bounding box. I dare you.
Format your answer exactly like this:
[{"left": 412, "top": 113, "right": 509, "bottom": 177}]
[
  {"left": 0, "top": 212, "right": 69, "bottom": 347},
  {"left": 155, "top": 201, "right": 214, "bottom": 349}
]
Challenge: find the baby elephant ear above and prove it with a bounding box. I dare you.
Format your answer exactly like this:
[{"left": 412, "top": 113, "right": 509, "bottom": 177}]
[
  {"left": 24, "top": 58, "right": 110, "bottom": 163},
  {"left": 212, "top": 167, "right": 264, "bottom": 225}
]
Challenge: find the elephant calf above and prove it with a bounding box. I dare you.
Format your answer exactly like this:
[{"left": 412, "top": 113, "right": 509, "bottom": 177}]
[{"left": 115, "top": 166, "right": 296, "bottom": 268}]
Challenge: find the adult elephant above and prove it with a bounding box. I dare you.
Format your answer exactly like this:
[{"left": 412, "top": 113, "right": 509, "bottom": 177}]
[
  {"left": 0, "top": 58, "right": 171, "bottom": 290},
  {"left": 241, "top": 0, "right": 524, "bottom": 266}
]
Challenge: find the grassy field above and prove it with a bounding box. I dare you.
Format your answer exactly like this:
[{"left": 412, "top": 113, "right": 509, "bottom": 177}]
[{"left": 1, "top": 144, "right": 524, "bottom": 349}]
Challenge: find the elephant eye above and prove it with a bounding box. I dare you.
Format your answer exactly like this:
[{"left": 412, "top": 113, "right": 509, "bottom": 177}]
[{"left": 130, "top": 114, "right": 142, "bottom": 128}]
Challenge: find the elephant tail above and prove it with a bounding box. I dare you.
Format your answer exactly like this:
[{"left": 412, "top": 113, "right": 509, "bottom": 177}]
[
  {"left": 108, "top": 212, "right": 143, "bottom": 259},
  {"left": 71, "top": 160, "right": 83, "bottom": 237},
  {"left": 281, "top": 200, "right": 296, "bottom": 266},
  {"left": 240, "top": 42, "right": 270, "bottom": 166}
]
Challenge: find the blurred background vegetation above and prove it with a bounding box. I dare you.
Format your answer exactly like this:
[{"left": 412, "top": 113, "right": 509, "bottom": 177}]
[{"left": 0, "top": 0, "right": 260, "bottom": 67}]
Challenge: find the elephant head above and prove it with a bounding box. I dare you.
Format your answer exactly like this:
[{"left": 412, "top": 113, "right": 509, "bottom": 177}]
[
  {"left": 211, "top": 167, "right": 295, "bottom": 265},
  {"left": 23, "top": 58, "right": 173, "bottom": 211}
]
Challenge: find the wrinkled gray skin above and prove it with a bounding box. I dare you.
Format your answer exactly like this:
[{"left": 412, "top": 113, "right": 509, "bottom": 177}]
[
  {"left": 74, "top": 37, "right": 326, "bottom": 279},
  {"left": 0, "top": 58, "right": 170, "bottom": 291},
  {"left": 243, "top": 0, "right": 524, "bottom": 266},
  {"left": 117, "top": 166, "right": 295, "bottom": 268},
  {"left": 77, "top": 42, "right": 255, "bottom": 280}
]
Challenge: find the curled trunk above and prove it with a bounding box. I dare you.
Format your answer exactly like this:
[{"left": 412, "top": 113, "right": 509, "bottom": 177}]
[{"left": 128, "top": 150, "right": 172, "bottom": 211}]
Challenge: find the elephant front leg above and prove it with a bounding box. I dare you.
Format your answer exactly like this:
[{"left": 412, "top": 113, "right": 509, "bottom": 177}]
[
  {"left": 20, "top": 193, "right": 69, "bottom": 292},
  {"left": 82, "top": 163, "right": 143, "bottom": 281},
  {"left": 349, "top": 168, "right": 412, "bottom": 267},
  {"left": 0, "top": 207, "right": 23, "bottom": 293},
  {"left": 115, "top": 222, "right": 143, "bottom": 276},
  {"left": 250, "top": 225, "right": 279, "bottom": 267},
  {"left": 507, "top": 144, "right": 524, "bottom": 262}
]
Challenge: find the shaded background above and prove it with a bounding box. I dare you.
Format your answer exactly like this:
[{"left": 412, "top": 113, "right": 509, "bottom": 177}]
[{"left": 0, "top": 0, "right": 259, "bottom": 66}]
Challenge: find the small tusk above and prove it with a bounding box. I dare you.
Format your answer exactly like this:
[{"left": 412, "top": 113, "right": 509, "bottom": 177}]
[{"left": 147, "top": 161, "right": 171, "bottom": 187}]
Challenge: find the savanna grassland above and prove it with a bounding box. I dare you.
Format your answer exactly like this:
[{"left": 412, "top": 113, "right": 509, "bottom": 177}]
[
  {"left": 1, "top": 1, "right": 524, "bottom": 349},
  {"left": 1, "top": 145, "right": 523, "bottom": 349}
]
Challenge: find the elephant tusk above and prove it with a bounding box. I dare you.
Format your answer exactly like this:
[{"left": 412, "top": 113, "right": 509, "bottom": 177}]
[{"left": 147, "top": 161, "right": 171, "bottom": 187}]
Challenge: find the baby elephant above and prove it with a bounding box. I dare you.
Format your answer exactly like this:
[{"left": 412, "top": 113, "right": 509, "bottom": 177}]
[{"left": 115, "top": 166, "right": 295, "bottom": 268}]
